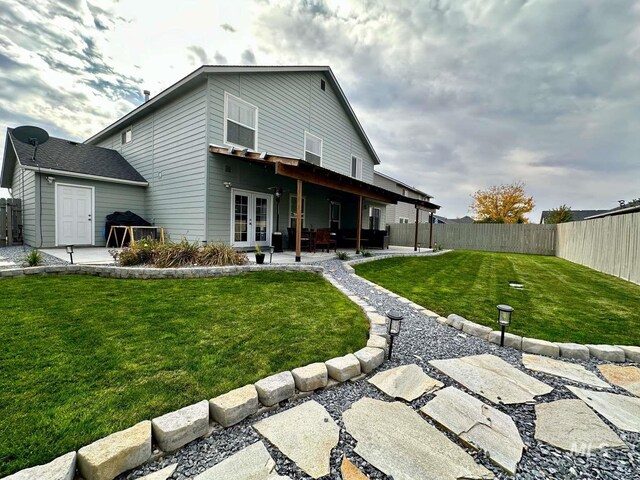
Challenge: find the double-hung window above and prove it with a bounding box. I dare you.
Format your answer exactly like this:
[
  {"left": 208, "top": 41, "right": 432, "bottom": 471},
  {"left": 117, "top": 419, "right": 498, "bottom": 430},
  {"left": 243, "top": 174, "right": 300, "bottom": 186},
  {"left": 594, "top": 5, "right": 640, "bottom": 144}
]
[
  {"left": 304, "top": 132, "right": 322, "bottom": 165},
  {"left": 224, "top": 92, "right": 258, "bottom": 150},
  {"left": 121, "top": 127, "right": 132, "bottom": 145},
  {"left": 351, "top": 155, "right": 363, "bottom": 180},
  {"left": 369, "top": 207, "right": 381, "bottom": 230}
]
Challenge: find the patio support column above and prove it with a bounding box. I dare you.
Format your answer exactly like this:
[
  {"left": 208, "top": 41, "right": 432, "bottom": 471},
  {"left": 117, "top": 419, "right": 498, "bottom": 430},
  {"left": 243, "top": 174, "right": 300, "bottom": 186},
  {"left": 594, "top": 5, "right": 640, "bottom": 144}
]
[
  {"left": 414, "top": 206, "right": 420, "bottom": 251},
  {"left": 295, "top": 179, "right": 302, "bottom": 262},
  {"left": 429, "top": 212, "right": 434, "bottom": 248},
  {"left": 356, "top": 195, "right": 363, "bottom": 253}
]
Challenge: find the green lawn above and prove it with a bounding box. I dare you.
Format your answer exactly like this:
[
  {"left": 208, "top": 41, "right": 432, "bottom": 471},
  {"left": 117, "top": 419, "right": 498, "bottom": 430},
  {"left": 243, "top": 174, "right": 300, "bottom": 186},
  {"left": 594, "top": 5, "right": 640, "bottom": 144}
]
[
  {"left": 0, "top": 272, "right": 368, "bottom": 477},
  {"left": 355, "top": 251, "right": 640, "bottom": 346}
]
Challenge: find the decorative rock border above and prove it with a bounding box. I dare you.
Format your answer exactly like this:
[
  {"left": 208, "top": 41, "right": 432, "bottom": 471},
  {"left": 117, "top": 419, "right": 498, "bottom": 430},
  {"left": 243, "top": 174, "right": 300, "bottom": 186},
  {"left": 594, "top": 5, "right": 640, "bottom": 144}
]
[
  {"left": 346, "top": 253, "right": 640, "bottom": 364},
  {"left": 3, "top": 264, "right": 389, "bottom": 480}
]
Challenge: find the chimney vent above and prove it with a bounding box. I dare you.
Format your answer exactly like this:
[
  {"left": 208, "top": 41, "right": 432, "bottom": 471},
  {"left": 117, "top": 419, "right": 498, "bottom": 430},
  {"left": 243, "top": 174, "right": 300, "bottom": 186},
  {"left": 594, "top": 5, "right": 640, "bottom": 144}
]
[{"left": 143, "top": 90, "right": 150, "bottom": 102}]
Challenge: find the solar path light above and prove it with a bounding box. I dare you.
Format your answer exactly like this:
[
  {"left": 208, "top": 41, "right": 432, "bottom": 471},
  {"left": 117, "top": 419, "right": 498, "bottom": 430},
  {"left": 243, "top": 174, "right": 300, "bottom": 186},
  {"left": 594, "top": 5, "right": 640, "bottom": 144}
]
[
  {"left": 386, "top": 310, "right": 403, "bottom": 359},
  {"left": 65, "top": 245, "right": 75, "bottom": 265},
  {"left": 497, "top": 304, "right": 514, "bottom": 347}
]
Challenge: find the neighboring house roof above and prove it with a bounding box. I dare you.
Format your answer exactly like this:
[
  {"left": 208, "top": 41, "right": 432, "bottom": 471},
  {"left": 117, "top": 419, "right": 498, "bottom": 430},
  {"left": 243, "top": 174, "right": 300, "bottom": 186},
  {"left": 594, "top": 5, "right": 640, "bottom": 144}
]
[
  {"left": 1, "top": 129, "right": 148, "bottom": 188},
  {"left": 433, "top": 215, "right": 474, "bottom": 224},
  {"left": 584, "top": 200, "right": 640, "bottom": 219},
  {"left": 540, "top": 210, "right": 609, "bottom": 223},
  {"left": 85, "top": 65, "right": 381, "bottom": 165},
  {"left": 373, "top": 171, "right": 432, "bottom": 199}
]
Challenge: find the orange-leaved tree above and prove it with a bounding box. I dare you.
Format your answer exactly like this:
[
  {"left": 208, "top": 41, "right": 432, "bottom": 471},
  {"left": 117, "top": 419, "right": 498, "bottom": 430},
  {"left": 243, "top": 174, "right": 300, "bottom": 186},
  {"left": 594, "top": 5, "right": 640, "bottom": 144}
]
[{"left": 470, "top": 181, "right": 535, "bottom": 224}]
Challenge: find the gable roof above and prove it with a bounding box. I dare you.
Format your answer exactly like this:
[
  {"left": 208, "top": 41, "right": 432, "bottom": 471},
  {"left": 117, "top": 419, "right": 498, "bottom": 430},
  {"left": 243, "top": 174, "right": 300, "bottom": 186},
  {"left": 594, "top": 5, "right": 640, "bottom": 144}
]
[
  {"left": 373, "top": 171, "right": 432, "bottom": 199},
  {"left": 84, "top": 65, "right": 381, "bottom": 164},
  {"left": 540, "top": 209, "right": 609, "bottom": 223},
  {"left": 584, "top": 199, "right": 640, "bottom": 219},
  {"left": 1, "top": 129, "right": 147, "bottom": 188}
]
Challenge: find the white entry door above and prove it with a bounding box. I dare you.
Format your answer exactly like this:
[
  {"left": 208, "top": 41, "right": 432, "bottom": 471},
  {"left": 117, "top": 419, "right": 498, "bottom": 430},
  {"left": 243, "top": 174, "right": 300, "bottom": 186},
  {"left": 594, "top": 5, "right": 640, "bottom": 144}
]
[
  {"left": 56, "top": 184, "right": 94, "bottom": 246},
  {"left": 231, "top": 189, "right": 272, "bottom": 248}
]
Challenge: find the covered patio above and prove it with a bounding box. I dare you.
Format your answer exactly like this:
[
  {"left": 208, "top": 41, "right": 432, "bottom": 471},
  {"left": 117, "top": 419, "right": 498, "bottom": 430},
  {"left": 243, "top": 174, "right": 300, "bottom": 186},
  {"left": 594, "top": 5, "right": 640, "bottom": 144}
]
[{"left": 209, "top": 145, "right": 440, "bottom": 261}]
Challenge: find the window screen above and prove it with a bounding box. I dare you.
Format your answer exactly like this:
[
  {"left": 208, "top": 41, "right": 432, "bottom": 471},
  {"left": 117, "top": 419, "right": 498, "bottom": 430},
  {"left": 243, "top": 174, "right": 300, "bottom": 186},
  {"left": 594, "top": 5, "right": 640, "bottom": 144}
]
[
  {"left": 304, "top": 133, "right": 322, "bottom": 165},
  {"left": 225, "top": 94, "right": 257, "bottom": 149}
]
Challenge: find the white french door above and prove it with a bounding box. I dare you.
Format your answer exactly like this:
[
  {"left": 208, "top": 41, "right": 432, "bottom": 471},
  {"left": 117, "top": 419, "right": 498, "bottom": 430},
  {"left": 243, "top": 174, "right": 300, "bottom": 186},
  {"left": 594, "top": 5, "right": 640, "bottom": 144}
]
[
  {"left": 56, "top": 183, "right": 94, "bottom": 246},
  {"left": 231, "top": 189, "right": 272, "bottom": 248}
]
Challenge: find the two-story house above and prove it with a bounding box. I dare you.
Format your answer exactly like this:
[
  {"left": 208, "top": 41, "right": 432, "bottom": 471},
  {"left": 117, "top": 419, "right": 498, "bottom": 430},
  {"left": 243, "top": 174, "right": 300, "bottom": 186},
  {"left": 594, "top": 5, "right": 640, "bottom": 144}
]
[
  {"left": 1, "top": 66, "right": 439, "bottom": 259},
  {"left": 373, "top": 171, "right": 434, "bottom": 225}
]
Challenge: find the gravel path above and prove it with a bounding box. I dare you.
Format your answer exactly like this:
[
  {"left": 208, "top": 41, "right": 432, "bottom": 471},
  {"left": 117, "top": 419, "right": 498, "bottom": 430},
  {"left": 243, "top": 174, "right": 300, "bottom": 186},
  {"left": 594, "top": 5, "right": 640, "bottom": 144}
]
[
  {"left": 122, "top": 253, "right": 639, "bottom": 480},
  {"left": 0, "top": 246, "right": 67, "bottom": 270}
]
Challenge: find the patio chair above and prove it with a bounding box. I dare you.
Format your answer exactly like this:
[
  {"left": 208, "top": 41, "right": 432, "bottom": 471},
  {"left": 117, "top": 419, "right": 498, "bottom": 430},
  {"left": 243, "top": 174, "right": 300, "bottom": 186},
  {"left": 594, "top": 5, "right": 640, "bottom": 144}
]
[{"left": 315, "top": 228, "right": 337, "bottom": 252}]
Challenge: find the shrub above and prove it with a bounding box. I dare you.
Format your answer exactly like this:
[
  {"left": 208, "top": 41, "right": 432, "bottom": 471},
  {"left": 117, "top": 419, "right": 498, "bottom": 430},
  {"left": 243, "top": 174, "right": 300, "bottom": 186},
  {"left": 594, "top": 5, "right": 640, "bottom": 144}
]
[
  {"left": 23, "top": 249, "right": 43, "bottom": 267},
  {"left": 360, "top": 249, "right": 373, "bottom": 258},
  {"left": 117, "top": 239, "right": 162, "bottom": 266},
  {"left": 153, "top": 239, "right": 200, "bottom": 268},
  {"left": 197, "top": 243, "right": 248, "bottom": 266},
  {"left": 336, "top": 251, "right": 350, "bottom": 261}
]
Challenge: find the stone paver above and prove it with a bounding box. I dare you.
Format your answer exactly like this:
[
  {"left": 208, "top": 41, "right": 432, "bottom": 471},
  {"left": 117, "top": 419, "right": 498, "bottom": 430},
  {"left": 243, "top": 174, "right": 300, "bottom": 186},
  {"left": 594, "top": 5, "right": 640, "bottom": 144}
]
[
  {"left": 152, "top": 400, "right": 209, "bottom": 452},
  {"left": 421, "top": 386, "right": 524, "bottom": 475},
  {"left": 557, "top": 343, "right": 590, "bottom": 360},
  {"left": 535, "top": 399, "right": 626, "bottom": 453},
  {"left": 325, "top": 354, "right": 361, "bottom": 382},
  {"left": 194, "top": 441, "right": 290, "bottom": 479},
  {"left": 462, "top": 322, "right": 493, "bottom": 339},
  {"left": 522, "top": 354, "right": 611, "bottom": 388},
  {"left": 566, "top": 386, "right": 640, "bottom": 432},
  {"left": 77, "top": 420, "right": 151, "bottom": 480},
  {"left": 430, "top": 354, "right": 553, "bottom": 404},
  {"left": 368, "top": 364, "right": 443, "bottom": 401},
  {"left": 209, "top": 384, "right": 259, "bottom": 427},
  {"left": 522, "top": 338, "right": 560, "bottom": 357},
  {"left": 340, "top": 455, "right": 369, "bottom": 480},
  {"left": 586, "top": 345, "right": 626, "bottom": 362},
  {"left": 353, "top": 347, "right": 385, "bottom": 373},
  {"left": 139, "top": 464, "right": 178, "bottom": 480},
  {"left": 366, "top": 335, "right": 387, "bottom": 350},
  {"left": 487, "top": 331, "right": 522, "bottom": 349},
  {"left": 255, "top": 372, "right": 295, "bottom": 407},
  {"left": 253, "top": 400, "right": 339, "bottom": 479},
  {"left": 4, "top": 452, "right": 76, "bottom": 480},
  {"left": 597, "top": 364, "right": 640, "bottom": 397},
  {"left": 291, "top": 363, "right": 328, "bottom": 392},
  {"left": 342, "top": 398, "right": 494, "bottom": 480}
]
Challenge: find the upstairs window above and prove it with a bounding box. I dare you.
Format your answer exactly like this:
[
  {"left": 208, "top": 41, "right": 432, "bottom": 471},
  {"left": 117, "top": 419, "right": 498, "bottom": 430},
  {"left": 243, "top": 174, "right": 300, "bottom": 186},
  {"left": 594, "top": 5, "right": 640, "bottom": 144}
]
[
  {"left": 225, "top": 92, "right": 258, "bottom": 150},
  {"left": 304, "top": 132, "right": 322, "bottom": 166},
  {"left": 351, "top": 155, "right": 363, "bottom": 180},
  {"left": 121, "top": 127, "right": 132, "bottom": 145}
]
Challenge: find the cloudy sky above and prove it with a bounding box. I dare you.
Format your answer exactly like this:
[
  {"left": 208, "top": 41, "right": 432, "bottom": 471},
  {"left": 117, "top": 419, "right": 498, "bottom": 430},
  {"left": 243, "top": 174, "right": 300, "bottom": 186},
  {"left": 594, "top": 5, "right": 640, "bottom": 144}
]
[{"left": 1, "top": 0, "right": 638, "bottom": 221}]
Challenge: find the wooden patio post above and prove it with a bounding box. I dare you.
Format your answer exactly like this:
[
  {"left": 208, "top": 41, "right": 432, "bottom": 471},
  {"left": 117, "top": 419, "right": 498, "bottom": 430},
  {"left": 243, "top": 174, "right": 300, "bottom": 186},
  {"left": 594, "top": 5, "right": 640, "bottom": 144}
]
[
  {"left": 295, "top": 179, "right": 303, "bottom": 262},
  {"left": 414, "top": 205, "right": 420, "bottom": 251},
  {"left": 356, "top": 195, "right": 363, "bottom": 253},
  {"left": 429, "top": 212, "right": 434, "bottom": 248}
]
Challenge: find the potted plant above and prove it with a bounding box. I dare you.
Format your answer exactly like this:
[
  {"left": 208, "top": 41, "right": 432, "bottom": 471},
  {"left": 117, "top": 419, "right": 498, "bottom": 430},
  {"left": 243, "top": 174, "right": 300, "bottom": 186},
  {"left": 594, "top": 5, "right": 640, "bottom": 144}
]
[{"left": 255, "top": 245, "right": 265, "bottom": 264}]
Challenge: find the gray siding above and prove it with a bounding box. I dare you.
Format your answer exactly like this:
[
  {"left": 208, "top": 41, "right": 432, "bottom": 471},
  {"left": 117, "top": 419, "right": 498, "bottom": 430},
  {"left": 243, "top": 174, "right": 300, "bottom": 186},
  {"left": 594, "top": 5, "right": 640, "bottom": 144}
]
[
  {"left": 206, "top": 72, "right": 378, "bottom": 242},
  {"left": 92, "top": 82, "right": 208, "bottom": 242},
  {"left": 38, "top": 174, "right": 146, "bottom": 247},
  {"left": 11, "top": 163, "right": 36, "bottom": 246},
  {"left": 373, "top": 173, "right": 428, "bottom": 224}
]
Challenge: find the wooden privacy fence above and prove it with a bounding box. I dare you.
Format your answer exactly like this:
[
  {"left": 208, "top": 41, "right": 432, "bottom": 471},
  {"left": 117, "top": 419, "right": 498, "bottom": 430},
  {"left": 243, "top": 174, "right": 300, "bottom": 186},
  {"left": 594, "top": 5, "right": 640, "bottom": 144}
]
[
  {"left": 556, "top": 212, "right": 640, "bottom": 285},
  {"left": 388, "top": 223, "right": 557, "bottom": 255},
  {"left": 1, "top": 198, "right": 22, "bottom": 247}
]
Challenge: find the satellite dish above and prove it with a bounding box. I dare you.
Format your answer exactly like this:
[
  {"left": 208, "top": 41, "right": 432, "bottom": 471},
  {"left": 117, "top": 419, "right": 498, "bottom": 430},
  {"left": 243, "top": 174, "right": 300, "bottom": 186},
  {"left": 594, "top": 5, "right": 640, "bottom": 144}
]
[
  {"left": 12, "top": 125, "right": 49, "bottom": 146},
  {"left": 12, "top": 125, "right": 49, "bottom": 162}
]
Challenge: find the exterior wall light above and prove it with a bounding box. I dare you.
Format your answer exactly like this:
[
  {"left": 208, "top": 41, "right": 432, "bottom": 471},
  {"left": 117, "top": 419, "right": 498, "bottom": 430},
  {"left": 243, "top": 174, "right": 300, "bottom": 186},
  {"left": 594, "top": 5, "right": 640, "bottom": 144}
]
[
  {"left": 497, "top": 304, "right": 514, "bottom": 347},
  {"left": 65, "top": 245, "right": 75, "bottom": 264},
  {"left": 386, "top": 310, "right": 403, "bottom": 359}
]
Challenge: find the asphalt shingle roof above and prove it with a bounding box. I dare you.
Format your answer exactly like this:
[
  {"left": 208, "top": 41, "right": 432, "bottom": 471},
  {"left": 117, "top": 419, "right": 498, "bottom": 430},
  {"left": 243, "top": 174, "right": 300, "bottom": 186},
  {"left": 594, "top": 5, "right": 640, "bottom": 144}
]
[
  {"left": 540, "top": 210, "right": 609, "bottom": 223},
  {"left": 8, "top": 129, "right": 146, "bottom": 183}
]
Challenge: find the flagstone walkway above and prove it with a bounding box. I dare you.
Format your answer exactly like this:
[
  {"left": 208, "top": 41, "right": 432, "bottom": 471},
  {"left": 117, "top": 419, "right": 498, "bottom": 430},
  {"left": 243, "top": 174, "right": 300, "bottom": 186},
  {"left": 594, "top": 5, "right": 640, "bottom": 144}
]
[{"left": 122, "top": 254, "right": 640, "bottom": 480}]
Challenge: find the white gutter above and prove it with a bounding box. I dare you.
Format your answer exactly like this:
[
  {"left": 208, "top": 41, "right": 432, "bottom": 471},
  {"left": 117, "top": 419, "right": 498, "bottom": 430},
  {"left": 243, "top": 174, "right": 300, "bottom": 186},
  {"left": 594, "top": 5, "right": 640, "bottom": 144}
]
[{"left": 20, "top": 165, "right": 149, "bottom": 186}]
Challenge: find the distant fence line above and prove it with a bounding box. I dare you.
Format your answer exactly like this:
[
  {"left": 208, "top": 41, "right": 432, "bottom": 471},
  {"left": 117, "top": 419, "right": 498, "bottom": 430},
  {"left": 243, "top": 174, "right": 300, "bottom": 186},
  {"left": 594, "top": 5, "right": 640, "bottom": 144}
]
[
  {"left": 388, "top": 223, "right": 556, "bottom": 255},
  {"left": 388, "top": 213, "right": 640, "bottom": 284}
]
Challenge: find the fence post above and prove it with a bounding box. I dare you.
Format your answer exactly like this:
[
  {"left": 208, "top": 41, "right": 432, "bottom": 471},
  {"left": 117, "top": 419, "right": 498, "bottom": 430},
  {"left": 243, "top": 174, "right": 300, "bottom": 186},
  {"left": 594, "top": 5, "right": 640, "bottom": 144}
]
[{"left": 0, "top": 198, "right": 6, "bottom": 247}]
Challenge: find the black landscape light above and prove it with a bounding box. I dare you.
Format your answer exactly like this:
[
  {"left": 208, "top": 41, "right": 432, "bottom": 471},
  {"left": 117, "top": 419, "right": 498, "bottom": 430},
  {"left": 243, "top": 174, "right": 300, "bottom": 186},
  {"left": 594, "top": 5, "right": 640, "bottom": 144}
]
[
  {"left": 497, "top": 304, "right": 514, "bottom": 347},
  {"left": 386, "top": 310, "right": 403, "bottom": 359},
  {"left": 269, "top": 245, "right": 275, "bottom": 264},
  {"left": 66, "top": 245, "right": 75, "bottom": 264},
  {"left": 417, "top": 242, "right": 421, "bottom": 252}
]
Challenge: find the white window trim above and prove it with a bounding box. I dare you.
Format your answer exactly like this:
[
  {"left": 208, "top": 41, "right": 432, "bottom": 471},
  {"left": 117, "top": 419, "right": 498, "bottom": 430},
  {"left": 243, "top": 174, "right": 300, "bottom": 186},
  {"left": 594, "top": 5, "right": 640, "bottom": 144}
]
[
  {"left": 329, "top": 201, "right": 341, "bottom": 229},
  {"left": 369, "top": 207, "right": 381, "bottom": 230},
  {"left": 121, "top": 127, "right": 132, "bottom": 145},
  {"left": 223, "top": 91, "right": 259, "bottom": 150},
  {"left": 288, "top": 194, "right": 306, "bottom": 228},
  {"left": 303, "top": 131, "right": 323, "bottom": 166},
  {"left": 54, "top": 182, "right": 96, "bottom": 247},
  {"left": 351, "top": 155, "right": 363, "bottom": 180}
]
